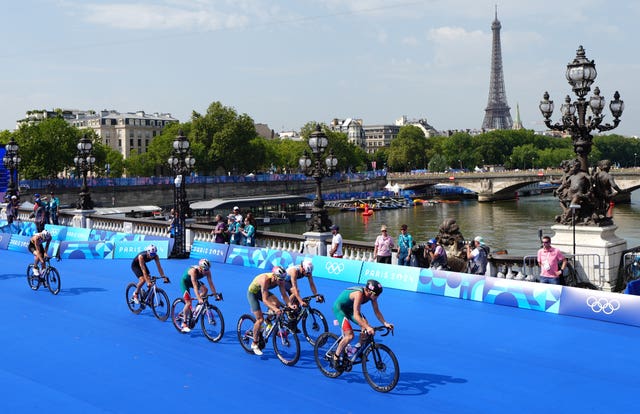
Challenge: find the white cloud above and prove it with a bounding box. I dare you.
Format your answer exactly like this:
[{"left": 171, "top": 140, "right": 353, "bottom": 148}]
[{"left": 427, "top": 26, "right": 487, "bottom": 67}]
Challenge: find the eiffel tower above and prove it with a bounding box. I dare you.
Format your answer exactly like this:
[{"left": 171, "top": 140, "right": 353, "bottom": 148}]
[{"left": 482, "top": 7, "right": 513, "bottom": 130}]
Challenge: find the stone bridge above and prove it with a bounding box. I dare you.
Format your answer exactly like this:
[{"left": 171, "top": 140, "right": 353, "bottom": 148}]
[{"left": 389, "top": 170, "right": 640, "bottom": 202}]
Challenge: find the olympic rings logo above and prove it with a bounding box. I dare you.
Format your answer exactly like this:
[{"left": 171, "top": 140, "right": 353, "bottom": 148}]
[
  {"left": 586, "top": 296, "right": 621, "bottom": 315},
  {"left": 325, "top": 261, "right": 345, "bottom": 274}
]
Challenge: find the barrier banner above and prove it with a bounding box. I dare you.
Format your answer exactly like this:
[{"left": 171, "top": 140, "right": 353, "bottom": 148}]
[
  {"left": 359, "top": 262, "right": 420, "bottom": 292},
  {"left": 189, "top": 241, "right": 229, "bottom": 263},
  {"left": 417, "top": 269, "right": 486, "bottom": 300},
  {"left": 559, "top": 286, "right": 640, "bottom": 327},
  {"left": 113, "top": 240, "right": 170, "bottom": 259},
  {"left": 58, "top": 241, "right": 115, "bottom": 259},
  {"left": 7, "top": 234, "right": 31, "bottom": 254},
  {"left": 49, "top": 225, "right": 91, "bottom": 241},
  {"left": 313, "top": 256, "right": 362, "bottom": 284},
  {"left": 481, "top": 277, "right": 562, "bottom": 313},
  {"left": 0, "top": 232, "right": 11, "bottom": 250}
]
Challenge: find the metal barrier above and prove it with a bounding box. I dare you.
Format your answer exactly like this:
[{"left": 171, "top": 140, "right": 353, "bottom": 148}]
[{"left": 522, "top": 253, "right": 603, "bottom": 288}]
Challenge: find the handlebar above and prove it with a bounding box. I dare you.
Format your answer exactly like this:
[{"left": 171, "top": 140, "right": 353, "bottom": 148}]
[
  {"left": 302, "top": 294, "right": 325, "bottom": 304},
  {"left": 351, "top": 325, "right": 394, "bottom": 336},
  {"left": 149, "top": 276, "right": 171, "bottom": 284}
]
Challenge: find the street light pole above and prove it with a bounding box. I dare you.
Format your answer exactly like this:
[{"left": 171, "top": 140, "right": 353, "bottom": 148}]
[
  {"left": 634, "top": 153, "right": 637, "bottom": 168},
  {"left": 539, "top": 45, "right": 624, "bottom": 225},
  {"left": 74, "top": 134, "right": 95, "bottom": 210},
  {"left": 167, "top": 130, "right": 195, "bottom": 258},
  {"left": 2, "top": 137, "right": 21, "bottom": 199},
  {"left": 299, "top": 125, "right": 338, "bottom": 232}
]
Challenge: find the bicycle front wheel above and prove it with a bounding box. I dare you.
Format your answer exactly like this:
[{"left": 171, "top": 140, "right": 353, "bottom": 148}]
[
  {"left": 125, "top": 283, "right": 143, "bottom": 314},
  {"left": 46, "top": 267, "right": 61, "bottom": 295},
  {"left": 171, "top": 298, "right": 187, "bottom": 333},
  {"left": 272, "top": 324, "right": 300, "bottom": 366},
  {"left": 150, "top": 288, "right": 170, "bottom": 321},
  {"left": 201, "top": 306, "right": 225, "bottom": 342},
  {"left": 314, "top": 332, "right": 342, "bottom": 378},
  {"left": 361, "top": 343, "right": 400, "bottom": 393},
  {"left": 237, "top": 314, "right": 256, "bottom": 353},
  {"left": 302, "top": 308, "right": 328, "bottom": 346},
  {"left": 27, "top": 265, "right": 40, "bottom": 291}
]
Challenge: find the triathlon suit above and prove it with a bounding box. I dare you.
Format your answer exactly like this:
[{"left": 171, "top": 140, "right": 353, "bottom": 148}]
[
  {"left": 333, "top": 287, "right": 370, "bottom": 331},
  {"left": 283, "top": 267, "right": 306, "bottom": 295},
  {"left": 247, "top": 272, "right": 279, "bottom": 312},
  {"left": 180, "top": 266, "right": 207, "bottom": 301},
  {"left": 28, "top": 234, "right": 47, "bottom": 255},
  {"left": 131, "top": 251, "right": 154, "bottom": 279}
]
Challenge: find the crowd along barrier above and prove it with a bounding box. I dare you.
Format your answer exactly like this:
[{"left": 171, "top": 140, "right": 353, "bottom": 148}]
[{"left": 2, "top": 224, "right": 639, "bottom": 328}]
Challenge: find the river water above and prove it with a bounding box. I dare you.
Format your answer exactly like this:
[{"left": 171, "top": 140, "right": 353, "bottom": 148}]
[{"left": 260, "top": 192, "right": 640, "bottom": 256}]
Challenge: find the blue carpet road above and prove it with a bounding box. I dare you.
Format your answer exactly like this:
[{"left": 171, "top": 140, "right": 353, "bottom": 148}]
[{"left": 0, "top": 250, "right": 638, "bottom": 413}]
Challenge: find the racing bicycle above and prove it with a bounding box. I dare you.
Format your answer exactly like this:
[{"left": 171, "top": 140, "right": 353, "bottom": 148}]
[
  {"left": 171, "top": 293, "right": 225, "bottom": 342},
  {"left": 237, "top": 307, "right": 301, "bottom": 366},
  {"left": 287, "top": 294, "right": 328, "bottom": 346},
  {"left": 27, "top": 256, "right": 61, "bottom": 295},
  {"left": 314, "top": 326, "right": 399, "bottom": 393},
  {"left": 125, "top": 276, "right": 171, "bottom": 321}
]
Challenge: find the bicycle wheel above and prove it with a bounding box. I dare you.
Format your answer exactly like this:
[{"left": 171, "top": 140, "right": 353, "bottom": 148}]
[
  {"left": 125, "top": 283, "right": 143, "bottom": 314},
  {"left": 150, "top": 288, "right": 170, "bottom": 321},
  {"left": 46, "top": 267, "right": 61, "bottom": 295},
  {"left": 26, "top": 264, "right": 41, "bottom": 291},
  {"left": 314, "top": 332, "right": 342, "bottom": 378},
  {"left": 171, "top": 298, "right": 187, "bottom": 333},
  {"left": 201, "top": 306, "right": 225, "bottom": 342},
  {"left": 361, "top": 343, "right": 400, "bottom": 393},
  {"left": 272, "top": 323, "right": 300, "bottom": 366},
  {"left": 237, "top": 314, "right": 256, "bottom": 353},
  {"left": 301, "top": 308, "right": 329, "bottom": 346}
]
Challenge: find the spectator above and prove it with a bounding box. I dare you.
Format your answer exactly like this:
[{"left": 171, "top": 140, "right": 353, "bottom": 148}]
[
  {"left": 48, "top": 192, "right": 60, "bottom": 225},
  {"left": 373, "top": 225, "right": 394, "bottom": 264},
  {"left": 167, "top": 208, "right": 177, "bottom": 238},
  {"left": 211, "top": 214, "right": 227, "bottom": 244},
  {"left": 329, "top": 224, "right": 343, "bottom": 258},
  {"left": 241, "top": 217, "right": 256, "bottom": 246},
  {"left": 6, "top": 195, "right": 20, "bottom": 225},
  {"left": 232, "top": 206, "right": 243, "bottom": 223},
  {"left": 33, "top": 194, "right": 48, "bottom": 232},
  {"left": 425, "top": 238, "right": 447, "bottom": 270},
  {"left": 229, "top": 216, "right": 242, "bottom": 245},
  {"left": 396, "top": 224, "right": 413, "bottom": 266},
  {"left": 466, "top": 236, "right": 489, "bottom": 275},
  {"left": 537, "top": 236, "right": 567, "bottom": 285}
]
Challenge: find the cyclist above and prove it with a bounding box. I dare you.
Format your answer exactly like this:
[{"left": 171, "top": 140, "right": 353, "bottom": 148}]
[
  {"left": 179, "top": 258, "right": 219, "bottom": 333},
  {"left": 131, "top": 245, "right": 169, "bottom": 304},
  {"left": 29, "top": 229, "right": 52, "bottom": 276},
  {"left": 285, "top": 259, "right": 324, "bottom": 309},
  {"left": 332, "top": 279, "right": 393, "bottom": 364},
  {"left": 246, "top": 266, "right": 290, "bottom": 356}
]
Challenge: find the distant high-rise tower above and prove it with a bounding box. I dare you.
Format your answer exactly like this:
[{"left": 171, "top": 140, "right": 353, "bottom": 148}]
[{"left": 482, "top": 7, "right": 513, "bottom": 130}]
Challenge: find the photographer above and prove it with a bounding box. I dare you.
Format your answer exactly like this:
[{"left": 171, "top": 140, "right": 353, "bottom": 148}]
[{"left": 466, "top": 236, "right": 489, "bottom": 275}]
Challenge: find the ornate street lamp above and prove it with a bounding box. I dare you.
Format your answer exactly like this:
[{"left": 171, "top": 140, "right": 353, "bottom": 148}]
[
  {"left": 167, "top": 130, "right": 195, "bottom": 258},
  {"left": 299, "top": 125, "right": 338, "bottom": 232},
  {"left": 2, "top": 137, "right": 21, "bottom": 199},
  {"left": 539, "top": 45, "right": 624, "bottom": 225},
  {"left": 74, "top": 134, "right": 95, "bottom": 210}
]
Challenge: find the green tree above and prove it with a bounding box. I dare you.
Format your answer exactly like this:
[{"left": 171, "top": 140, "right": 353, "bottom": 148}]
[{"left": 387, "top": 125, "right": 427, "bottom": 172}]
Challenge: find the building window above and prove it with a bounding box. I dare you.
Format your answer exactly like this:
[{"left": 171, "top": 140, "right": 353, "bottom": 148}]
[{"left": 130, "top": 139, "right": 134, "bottom": 147}]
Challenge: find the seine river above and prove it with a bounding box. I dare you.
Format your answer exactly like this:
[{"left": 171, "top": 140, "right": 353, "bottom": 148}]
[{"left": 261, "top": 192, "right": 640, "bottom": 256}]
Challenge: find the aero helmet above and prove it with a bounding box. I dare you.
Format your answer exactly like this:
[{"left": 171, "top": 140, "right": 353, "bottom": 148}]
[
  {"left": 272, "top": 266, "right": 287, "bottom": 280},
  {"left": 41, "top": 230, "right": 52, "bottom": 241},
  {"left": 365, "top": 279, "right": 383, "bottom": 296},
  {"left": 302, "top": 259, "right": 314, "bottom": 275},
  {"left": 198, "top": 258, "right": 211, "bottom": 271},
  {"left": 145, "top": 244, "right": 158, "bottom": 256}
]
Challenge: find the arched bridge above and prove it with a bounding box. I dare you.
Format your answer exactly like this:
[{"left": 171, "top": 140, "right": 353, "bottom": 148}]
[{"left": 389, "top": 170, "right": 640, "bottom": 202}]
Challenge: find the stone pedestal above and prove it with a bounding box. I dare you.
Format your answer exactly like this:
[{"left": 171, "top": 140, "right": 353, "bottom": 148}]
[
  {"left": 551, "top": 224, "right": 627, "bottom": 291},
  {"left": 71, "top": 209, "right": 96, "bottom": 228},
  {"left": 303, "top": 231, "right": 332, "bottom": 256}
]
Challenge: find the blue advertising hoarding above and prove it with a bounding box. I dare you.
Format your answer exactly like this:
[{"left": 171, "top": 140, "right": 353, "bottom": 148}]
[
  {"left": 189, "top": 240, "right": 229, "bottom": 263},
  {"left": 559, "top": 286, "right": 640, "bottom": 327},
  {"left": 309, "top": 256, "right": 362, "bottom": 284},
  {"left": 58, "top": 241, "right": 115, "bottom": 259},
  {"left": 360, "top": 261, "right": 419, "bottom": 292},
  {"left": 0, "top": 232, "right": 11, "bottom": 250},
  {"left": 113, "top": 240, "right": 170, "bottom": 259}
]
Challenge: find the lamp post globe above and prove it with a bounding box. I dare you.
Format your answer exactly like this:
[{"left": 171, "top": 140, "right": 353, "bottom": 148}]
[{"left": 167, "top": 130, "right": 195, "bottom": 258}]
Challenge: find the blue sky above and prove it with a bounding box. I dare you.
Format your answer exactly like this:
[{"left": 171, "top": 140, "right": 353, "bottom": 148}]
[{"left": 1, "top": 0, "right": 639, "bottom": 136}]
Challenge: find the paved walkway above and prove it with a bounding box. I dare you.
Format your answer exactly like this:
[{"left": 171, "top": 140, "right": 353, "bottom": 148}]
[{"left": 1, "top": 250, "right": 637, "bottom": 413}]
